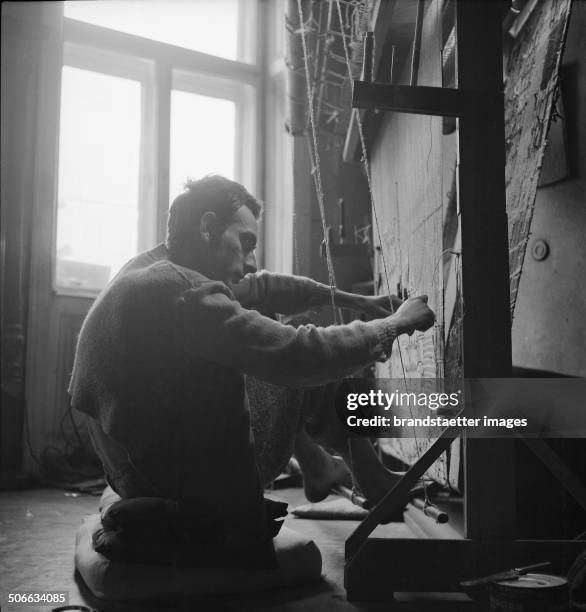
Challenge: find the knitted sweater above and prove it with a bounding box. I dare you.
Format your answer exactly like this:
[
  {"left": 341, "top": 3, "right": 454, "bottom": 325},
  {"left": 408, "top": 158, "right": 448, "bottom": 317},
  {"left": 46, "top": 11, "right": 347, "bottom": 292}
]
[{"left": 69, "top": 244, "right": 393, "bottom": 536}]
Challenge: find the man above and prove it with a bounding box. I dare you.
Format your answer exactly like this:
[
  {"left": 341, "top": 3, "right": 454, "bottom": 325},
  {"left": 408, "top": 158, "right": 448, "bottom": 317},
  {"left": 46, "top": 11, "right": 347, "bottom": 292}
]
[{"left": 70, "top": 175, "right": 434, "bottom": 565}]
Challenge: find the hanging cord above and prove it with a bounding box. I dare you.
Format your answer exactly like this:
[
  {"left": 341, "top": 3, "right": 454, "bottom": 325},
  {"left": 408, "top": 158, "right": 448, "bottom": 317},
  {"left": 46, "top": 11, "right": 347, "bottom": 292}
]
[{"left": 297, "top": 0, "right": 339, "bottom": 323}]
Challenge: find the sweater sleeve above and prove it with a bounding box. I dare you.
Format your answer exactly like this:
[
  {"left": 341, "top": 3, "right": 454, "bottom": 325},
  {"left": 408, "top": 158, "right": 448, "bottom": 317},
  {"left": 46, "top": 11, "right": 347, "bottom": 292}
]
[
  {"left": 230, "top": 271, "right": 333, "bottom": 314},
  {"left": 179, "top": 280, "right": 398, "bottom": 387}
]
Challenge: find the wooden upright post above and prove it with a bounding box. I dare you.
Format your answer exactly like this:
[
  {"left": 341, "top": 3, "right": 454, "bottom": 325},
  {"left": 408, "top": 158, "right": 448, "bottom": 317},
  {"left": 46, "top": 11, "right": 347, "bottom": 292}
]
[{"left": 454, "top": 0, "right": 515, "bottom": 542}]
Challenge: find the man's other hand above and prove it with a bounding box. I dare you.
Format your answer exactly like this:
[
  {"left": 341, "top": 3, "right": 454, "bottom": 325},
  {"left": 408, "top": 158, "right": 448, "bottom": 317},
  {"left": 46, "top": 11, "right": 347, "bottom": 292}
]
[
  {"left": 358, "top": 294, "right": 403, "bottom": 319},
  {"left": 394, "top": 295, "right": 435, "bottom": 335}
]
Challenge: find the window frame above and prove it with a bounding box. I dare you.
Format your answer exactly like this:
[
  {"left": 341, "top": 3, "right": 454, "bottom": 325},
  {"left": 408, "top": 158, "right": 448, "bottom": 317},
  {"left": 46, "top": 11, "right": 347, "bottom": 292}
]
[
  {"left": 54, "top": 43, "right": 156, "bottom": 297},
  {"left": 170, "top": 68, "right": 256, "bottom": 202},
  {"left": 55, "top": 5, "right": 262, "bottom": 297}
]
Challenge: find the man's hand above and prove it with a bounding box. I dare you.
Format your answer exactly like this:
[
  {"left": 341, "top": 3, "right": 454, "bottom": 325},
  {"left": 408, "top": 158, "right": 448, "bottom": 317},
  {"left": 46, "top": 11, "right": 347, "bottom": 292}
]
[
  {"left": 394, "top": 295, "right": 435, "bottom": 335},
  {"left": 358, "top": 294, "right": 404, "bottom": 319},
  {"left": 336, "top": 292, "right": 403, "bottom": 319}
]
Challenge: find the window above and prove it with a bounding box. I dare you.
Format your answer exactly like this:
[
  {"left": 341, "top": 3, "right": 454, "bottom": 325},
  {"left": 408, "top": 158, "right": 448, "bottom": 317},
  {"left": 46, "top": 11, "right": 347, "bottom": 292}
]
[
  {"left": 55, "top": 1, "right": 261, "bottom": 295},
  {"left": 64, "top": 0, "right": 256, "bottom": 63},
  {"left": 170, "top": 91, "right": 236, "bottom": 200},
  {"left": 56, "top": 66, "right": 141, "bottom": 291}
]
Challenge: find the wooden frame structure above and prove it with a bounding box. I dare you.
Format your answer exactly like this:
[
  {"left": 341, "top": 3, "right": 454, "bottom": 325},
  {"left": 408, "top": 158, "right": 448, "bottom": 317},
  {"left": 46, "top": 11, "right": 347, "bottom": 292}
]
[{"left": 344, "top": 0, "right": 585, "bottom": 600}]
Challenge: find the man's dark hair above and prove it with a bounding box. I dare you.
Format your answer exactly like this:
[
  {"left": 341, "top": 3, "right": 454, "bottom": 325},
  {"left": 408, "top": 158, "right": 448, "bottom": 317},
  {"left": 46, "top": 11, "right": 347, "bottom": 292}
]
[{"left": 166, "top": 175, "right": 262, "bottom": 257}]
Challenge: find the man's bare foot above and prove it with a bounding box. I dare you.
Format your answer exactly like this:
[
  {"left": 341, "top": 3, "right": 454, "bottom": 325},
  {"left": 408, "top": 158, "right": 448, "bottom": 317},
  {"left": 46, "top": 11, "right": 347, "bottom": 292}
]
[
  {"left": 302, "top": 454, "right": 353, "bottom": 503},
  {"left": 340, "top": 439, "right": 432, "bottom": 522},
  {"left": 293, "top": 429, "right": 354, "bottom": 503}
]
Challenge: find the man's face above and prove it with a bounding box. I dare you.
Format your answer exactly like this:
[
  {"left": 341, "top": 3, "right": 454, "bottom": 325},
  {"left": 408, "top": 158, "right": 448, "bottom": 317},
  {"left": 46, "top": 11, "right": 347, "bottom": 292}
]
[{"left": 209, "top": 205, "right": 258, "bottom": 284}]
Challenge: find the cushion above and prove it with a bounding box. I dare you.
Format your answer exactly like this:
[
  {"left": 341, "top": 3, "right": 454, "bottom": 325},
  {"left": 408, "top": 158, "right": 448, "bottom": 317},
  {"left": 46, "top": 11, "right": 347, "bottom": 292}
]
[
  {"left": 291, "top": 497, "right": 369, "bottom": 520},
  {"left": 95, "top": 496, "right": 286, "bottom": 569},
  {"left": 76, "top": 491, "right": 322, "bottom": 601}
]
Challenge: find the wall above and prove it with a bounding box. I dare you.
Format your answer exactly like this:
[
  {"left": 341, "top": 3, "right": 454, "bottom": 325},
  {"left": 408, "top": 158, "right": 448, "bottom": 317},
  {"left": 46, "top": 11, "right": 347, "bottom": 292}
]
[
  {"left": 292, "top": 132, "right": 372, "bottom": 325},
  {"left": 511, "top": 3, "right": 586, "bottom": 376},
  {"left": 308, "top": 138, "right": 372, "bottom": 292},
  {"left": 1, "top": 4, "right": 47, "bottom": 483}
]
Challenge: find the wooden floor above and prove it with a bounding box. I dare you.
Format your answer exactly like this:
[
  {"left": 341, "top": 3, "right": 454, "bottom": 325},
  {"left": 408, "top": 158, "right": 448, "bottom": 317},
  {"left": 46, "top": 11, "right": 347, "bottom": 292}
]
[{"left": 0, "top": 486, "right": 482, "bottom": 611}]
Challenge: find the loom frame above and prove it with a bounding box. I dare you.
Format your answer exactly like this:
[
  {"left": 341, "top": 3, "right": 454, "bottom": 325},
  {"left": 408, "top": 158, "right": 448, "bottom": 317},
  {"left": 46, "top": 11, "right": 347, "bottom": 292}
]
[{"left": 343, "top": 0, "right": 585, "bottom": 601}]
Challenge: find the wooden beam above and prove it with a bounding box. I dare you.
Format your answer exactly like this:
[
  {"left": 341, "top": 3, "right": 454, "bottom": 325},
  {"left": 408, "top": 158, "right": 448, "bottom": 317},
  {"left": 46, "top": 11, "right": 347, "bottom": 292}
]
[
  {"left": 346, "top": 422, "right": 462, "bottom": 559},
  {"left": 351, "top": 81, "right": 503, "bottom": 118},
  {"left": 521, "top": 436, "right": 586, "bottom": 512},
  {"left": 454, "top": 0, "right": 515, "bottom": 542},
  {"left": 63, "top": 19, "right": 260, "bottom": 86}
]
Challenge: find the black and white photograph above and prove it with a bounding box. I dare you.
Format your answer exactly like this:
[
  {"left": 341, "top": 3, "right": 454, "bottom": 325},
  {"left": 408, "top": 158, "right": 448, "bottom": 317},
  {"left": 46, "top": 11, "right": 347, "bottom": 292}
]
[{"left": 1, "top": 0, "right": 585, "bottom": 610}]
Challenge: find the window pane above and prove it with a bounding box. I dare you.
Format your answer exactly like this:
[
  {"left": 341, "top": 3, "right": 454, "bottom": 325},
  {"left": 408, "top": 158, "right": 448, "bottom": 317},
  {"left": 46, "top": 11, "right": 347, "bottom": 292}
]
[
  {"left": 56, "top": 66, "right": 141, "bottom": 292},
  {"left": 64, "top": 0, "right": 252, "bottom": 63},
  {"left": 169, "top": 91, "right": 236, "bottom": 202}
]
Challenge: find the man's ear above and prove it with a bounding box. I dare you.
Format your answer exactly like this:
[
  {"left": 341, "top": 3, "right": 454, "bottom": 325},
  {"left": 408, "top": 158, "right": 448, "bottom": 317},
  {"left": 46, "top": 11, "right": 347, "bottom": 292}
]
[{"left": 200, "top": 211, "right": 217, "bottom": 245}]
